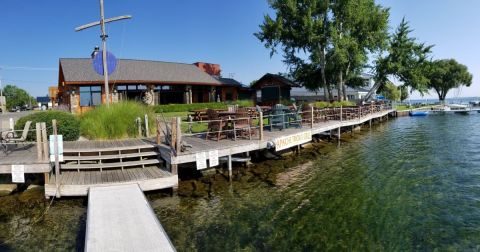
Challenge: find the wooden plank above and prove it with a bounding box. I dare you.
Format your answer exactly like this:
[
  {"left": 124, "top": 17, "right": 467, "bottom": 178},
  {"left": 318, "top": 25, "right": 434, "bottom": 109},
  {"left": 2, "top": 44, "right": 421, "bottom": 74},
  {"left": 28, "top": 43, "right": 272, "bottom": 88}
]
[
  {"left": 61, "top": 159, "right": 161, "bottom": 170},
  {"left": 85, "top": 184, "right": 175, "bottom": 252}
]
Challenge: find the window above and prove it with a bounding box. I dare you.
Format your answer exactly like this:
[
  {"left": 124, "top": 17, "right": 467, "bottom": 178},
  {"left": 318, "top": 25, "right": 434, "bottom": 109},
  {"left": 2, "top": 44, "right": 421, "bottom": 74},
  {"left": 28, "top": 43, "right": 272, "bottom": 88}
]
[{"left": 80, "top": 86, "right": 102, "bottom": 106}]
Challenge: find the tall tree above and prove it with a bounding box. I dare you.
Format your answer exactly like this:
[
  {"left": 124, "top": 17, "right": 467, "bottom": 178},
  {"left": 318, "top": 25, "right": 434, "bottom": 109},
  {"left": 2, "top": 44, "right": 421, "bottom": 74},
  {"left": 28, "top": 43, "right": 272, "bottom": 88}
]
[
  {"left": 256, "top": 0, "right": 389, "bottom": 101},
  {"left": 426, "top": 59, "right": 472, "bottom": 102},
  {"left": 363, "top": 18, "right": 433, "bottom": 101},
  {"left": 2, "top": 84, "right": 35, "bottom": 109}
]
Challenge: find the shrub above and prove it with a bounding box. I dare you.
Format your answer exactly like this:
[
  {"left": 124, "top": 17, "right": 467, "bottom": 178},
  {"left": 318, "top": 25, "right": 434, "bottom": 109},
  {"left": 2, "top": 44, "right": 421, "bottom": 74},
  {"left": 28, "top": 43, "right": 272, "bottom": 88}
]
[
  {"left": 154, "top": 100, "right": 254, "bottom": 113},
  {"left": 15, "top": 111, "right": 80, "bottom": 141},
  {"left": 80, "top": 101, "right": 156, "bottom": 140},
  {"left": 313, "top": 100, "right": 356, "bottom": 108}
]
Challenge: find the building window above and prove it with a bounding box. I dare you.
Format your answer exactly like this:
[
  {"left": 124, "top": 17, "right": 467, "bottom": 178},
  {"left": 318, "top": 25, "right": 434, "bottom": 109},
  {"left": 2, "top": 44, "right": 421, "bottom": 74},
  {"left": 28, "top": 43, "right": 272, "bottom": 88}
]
[{"left": 80, "top": 86, "right": 102, "bottom": 106}]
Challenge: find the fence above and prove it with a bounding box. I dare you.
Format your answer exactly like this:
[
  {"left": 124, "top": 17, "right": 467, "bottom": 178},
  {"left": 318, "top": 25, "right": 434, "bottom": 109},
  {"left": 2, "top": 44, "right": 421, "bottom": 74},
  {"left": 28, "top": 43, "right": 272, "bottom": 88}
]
[{"left": 156, "top": 104, "right": 392, "bottom": 156}]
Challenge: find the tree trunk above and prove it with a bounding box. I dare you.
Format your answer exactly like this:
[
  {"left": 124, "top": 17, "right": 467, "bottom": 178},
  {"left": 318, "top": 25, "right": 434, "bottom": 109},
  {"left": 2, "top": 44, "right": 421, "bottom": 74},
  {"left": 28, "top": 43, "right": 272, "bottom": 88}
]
[
  {"left": 362, "top": 81, "right": 383, "bottom": 102},
  {"left": 319, "top": 44, "right": 330, "bottom": 101},
  {"left": 337, "top": 71, "right": 344, "bottom": 101},
  {"left": 327, "top": 84, "right": 333, "bottom": 102}
]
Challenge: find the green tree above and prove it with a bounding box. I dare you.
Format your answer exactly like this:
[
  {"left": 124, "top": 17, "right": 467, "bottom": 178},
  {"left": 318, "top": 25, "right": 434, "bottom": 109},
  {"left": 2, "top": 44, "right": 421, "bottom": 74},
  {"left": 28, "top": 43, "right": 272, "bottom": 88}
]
[
  {"left": 426, "top": 59, "right": 472, "bottom": 102},
  {"left": 379, "top": 81, "right": 400, "bottom": 101},
  {"left": 363, "top": 18, "right": 433, "bottom": 101},
  {"left": 3, "top": 84, "right": 35, "bottom": 109},
  {"left": 256, "top": 0, "right": 389, "bottom": 101}
]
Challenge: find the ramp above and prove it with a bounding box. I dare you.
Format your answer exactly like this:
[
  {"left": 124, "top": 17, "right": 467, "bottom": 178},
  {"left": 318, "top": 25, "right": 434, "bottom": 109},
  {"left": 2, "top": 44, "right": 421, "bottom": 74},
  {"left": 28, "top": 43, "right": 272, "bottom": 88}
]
[{"left": 85, "top": 184, "right": 175, "bottom": 252}]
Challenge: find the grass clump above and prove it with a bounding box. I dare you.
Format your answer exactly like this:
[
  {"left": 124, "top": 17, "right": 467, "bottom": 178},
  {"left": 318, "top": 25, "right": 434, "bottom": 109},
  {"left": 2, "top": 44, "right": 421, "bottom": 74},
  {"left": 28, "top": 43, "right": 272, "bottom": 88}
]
[
  {"left": 80, "top": 101, "right": 156, "bottom": 140},
  {"left": 154, "top": 100, "right": 254, "bottom": 113},
  {"left": 15, "top": 110, "right": 80, "bottom": 141}
]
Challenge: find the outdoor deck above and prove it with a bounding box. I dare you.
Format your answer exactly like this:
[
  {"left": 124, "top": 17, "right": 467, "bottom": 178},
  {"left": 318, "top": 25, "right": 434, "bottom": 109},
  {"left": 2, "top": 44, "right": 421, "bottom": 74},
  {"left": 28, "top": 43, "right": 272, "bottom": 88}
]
[
  {"left": 45, "top": 138, "right": 177, "bottom": 197},
  {"left": 161, "top": 109, "right": 395, "bottom": 165},
  {"left": 0, "top": 144, "right": 50, "bottom": 174}
]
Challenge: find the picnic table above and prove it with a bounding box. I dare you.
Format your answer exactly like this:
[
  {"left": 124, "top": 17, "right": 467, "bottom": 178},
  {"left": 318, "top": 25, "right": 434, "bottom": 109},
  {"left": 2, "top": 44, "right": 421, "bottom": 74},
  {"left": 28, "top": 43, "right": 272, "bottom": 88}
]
[{"left": 189, "top": 109, "right": 226, "bottom": 121}]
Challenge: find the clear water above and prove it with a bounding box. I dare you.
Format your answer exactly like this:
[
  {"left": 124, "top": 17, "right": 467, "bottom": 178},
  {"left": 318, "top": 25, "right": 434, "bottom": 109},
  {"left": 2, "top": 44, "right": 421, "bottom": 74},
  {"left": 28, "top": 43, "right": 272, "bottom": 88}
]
[{"left": 2, "top": 115, "right": 480, "bottom": 251}]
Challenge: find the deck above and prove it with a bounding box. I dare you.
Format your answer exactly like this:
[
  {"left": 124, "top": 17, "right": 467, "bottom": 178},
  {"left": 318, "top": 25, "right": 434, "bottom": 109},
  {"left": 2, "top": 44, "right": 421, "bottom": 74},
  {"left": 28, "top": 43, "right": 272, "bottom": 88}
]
[
  {"left": 0, "top": 144, "right": 50, "bottom": 174},
  {"left": 161, "top": 109, "right": 394, "bottom": 165},
  {"left": 45, "top": 138, "right": 177, "bottom": 197},
  {"left": 85, "top": 184, "right": 175, "bottom": 252}
]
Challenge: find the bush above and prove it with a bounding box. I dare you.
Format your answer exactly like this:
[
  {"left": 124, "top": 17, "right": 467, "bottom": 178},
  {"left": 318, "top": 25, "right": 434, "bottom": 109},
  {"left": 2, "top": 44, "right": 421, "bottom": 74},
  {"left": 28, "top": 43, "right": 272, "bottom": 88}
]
[
  {"left": 313, "top": 101, "right": 356, "bottom": 108},
  {"left": 154, "top": 100, "right": 254, "bottom": 113},
  {"left": 15, "top": 111, "right": 80, "bottom": 141},
  {"left": 80, "top": 101, "right": 156, "bottom": 140}
]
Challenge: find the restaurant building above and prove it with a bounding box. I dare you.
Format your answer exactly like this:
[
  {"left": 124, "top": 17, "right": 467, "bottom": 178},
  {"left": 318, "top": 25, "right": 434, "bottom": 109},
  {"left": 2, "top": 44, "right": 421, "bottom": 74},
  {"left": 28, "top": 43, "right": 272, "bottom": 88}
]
[{"left": 57, "top": 58, "right": 253, "bottom": 113}]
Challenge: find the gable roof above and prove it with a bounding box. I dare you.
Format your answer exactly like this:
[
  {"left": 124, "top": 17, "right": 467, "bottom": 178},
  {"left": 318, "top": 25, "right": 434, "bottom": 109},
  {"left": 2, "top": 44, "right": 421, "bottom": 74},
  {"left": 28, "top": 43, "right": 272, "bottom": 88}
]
[
  {"left": 59, "top": 58, "right": 222, "bottom": 85},
  {"left": 218, "top": 77, "right": 243, "bottom": 87},
  {"left": 251, "top": 73, "right": 300, "bottom": 89}
]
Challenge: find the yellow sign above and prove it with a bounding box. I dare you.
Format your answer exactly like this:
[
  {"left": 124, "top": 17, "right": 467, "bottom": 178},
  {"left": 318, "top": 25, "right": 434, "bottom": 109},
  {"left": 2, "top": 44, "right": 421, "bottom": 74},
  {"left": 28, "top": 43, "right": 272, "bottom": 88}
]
[{"left": 274, "top": 131, "right": 312, "bottom": 151}]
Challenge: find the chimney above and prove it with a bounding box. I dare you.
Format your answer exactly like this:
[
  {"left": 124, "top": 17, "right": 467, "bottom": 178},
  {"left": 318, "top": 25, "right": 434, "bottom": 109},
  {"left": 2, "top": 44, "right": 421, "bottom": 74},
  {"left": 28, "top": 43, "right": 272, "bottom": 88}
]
[{"left": 194, "top": 62, "right": 221, "bottom": 77}]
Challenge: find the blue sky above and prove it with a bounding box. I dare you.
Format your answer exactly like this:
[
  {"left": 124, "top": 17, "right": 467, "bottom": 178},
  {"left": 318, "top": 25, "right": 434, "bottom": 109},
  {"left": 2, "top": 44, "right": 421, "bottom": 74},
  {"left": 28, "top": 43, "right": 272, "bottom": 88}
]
[{"left": 0, "top": 1, "right": 478, "bottom": 99}]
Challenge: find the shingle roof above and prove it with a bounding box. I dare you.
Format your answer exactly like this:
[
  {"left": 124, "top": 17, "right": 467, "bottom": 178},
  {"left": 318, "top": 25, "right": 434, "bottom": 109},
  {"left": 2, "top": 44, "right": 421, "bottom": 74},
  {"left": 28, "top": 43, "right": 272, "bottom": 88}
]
[
  {"left": 251, "top": 73, "right": 301, "bottom": 89},
  {"left": 218, "top": 77, "right": 243, "bottom": 87},
  {"left": 59, "top": 58, "right": 222, "bottom": 85}
]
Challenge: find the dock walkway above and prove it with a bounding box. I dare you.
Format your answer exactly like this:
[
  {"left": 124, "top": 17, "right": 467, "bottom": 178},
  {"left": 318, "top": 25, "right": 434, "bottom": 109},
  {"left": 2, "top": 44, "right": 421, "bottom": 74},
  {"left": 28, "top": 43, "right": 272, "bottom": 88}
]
[
  {"left": 162, "top": 109, "right": 395, "bottom": 165},
  {"left": 85, "top": 184, "right": 175, "bottom": 252}
]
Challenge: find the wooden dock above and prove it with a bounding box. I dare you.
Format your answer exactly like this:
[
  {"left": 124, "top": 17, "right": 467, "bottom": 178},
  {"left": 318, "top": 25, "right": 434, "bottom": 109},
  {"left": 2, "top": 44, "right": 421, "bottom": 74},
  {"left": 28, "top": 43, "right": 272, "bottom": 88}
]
[
  {"left": 161, "top": 109, "right": 395, "bottom": 166},
  {"left": 45, "top": 139, "right": 177, "bottom": 197},
  {"left": 85, "top": 184, "right": 175, "bottom": 252},
  {"left": 0, "top": 145, "right": 50, "bottom": 174}
]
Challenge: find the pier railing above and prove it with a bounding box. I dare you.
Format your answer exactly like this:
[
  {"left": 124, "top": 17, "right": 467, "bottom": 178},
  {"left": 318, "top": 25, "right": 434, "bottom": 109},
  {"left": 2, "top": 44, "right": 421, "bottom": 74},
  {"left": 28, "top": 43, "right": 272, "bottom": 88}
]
[{"left": 156, "top": 104, "right": 392, "bottom": 155}]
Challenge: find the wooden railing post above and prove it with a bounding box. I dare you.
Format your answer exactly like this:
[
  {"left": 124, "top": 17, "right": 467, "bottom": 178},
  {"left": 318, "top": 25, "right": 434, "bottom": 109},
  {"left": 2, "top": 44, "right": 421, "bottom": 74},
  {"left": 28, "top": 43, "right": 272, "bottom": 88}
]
[
  {"left": 35, "top": 123, "right": 42, "bottom": 161},
  {"left": 340, "top": 106, "right": 343, "bottom": 122},
  {"left": 310, "top": 106, "right": 314, "bottom": 128},
  {"left": 359, "top": 106, "right": 362, "bottom": 119},
  {"left": 41, "top": 122, "right": 49, "bottom": 161},
  {"left": 156, "top": 117, "right": 162, "bottom": 145},
  {"left": 52, "top": 120, "right": 60, "bottom": 198},
  {"left": 176, "top": 117, "right": 181, "bottom": 154},
  {"left": 170, "top": 117, "right": 177, "bottom": 153},
  {"left": 144, "top": 114, "right": 149, "bottom": 138},
  {"left": 259, "top": 111, "right": 264, "bottom": 140}
]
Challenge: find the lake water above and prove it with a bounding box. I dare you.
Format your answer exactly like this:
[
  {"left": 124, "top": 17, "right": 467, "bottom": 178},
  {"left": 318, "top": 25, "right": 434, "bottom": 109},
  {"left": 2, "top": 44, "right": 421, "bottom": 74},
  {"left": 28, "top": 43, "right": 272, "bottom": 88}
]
[{"left": 2, "top": 114, "right": 480, "bottom": 251}]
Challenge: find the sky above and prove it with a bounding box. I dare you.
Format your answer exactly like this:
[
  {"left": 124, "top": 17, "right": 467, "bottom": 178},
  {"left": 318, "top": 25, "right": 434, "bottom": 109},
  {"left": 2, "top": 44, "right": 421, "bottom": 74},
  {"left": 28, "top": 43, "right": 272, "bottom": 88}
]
[{"left": 0, "top": 1, "right": 479, "bottom": 99}]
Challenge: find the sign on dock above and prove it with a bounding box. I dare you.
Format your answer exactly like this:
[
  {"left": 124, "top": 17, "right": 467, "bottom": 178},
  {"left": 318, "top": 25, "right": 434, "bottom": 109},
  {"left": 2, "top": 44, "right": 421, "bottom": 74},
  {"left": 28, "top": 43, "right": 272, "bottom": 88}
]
[
  {"left": 11, "top": 165, "right": 25, "bottom": 183},
  {"left": 85, "top": 184, "right": 175, "bottom": 252},
  {"left": 273, "top": 131, "right": 312, "bottom": 151}
]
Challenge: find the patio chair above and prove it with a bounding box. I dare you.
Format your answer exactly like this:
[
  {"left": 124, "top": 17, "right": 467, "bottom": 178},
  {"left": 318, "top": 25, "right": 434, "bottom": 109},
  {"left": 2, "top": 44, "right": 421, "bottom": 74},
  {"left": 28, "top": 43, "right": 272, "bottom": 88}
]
[
  {"left": 232, "top": 108, "right": 253, "bottom": 140},
  {"left": 1, "top": 121, "right": 32, "bottom": 153},
  {"left": 205, "top": 109, "right": 228, "bottom": 141},
  {"left": 288, "top": 104, "right": 302, "bottom": 128},
  {"left": 269, "top": 104, "right": 288, "bottom": 131}
]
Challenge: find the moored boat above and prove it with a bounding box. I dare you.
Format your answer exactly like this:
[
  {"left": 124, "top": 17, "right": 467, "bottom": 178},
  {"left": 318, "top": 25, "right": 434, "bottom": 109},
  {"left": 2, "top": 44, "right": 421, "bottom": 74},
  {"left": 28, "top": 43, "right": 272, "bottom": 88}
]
[{"left": 409, "top": 111, "right": 428, "bottom": 116}]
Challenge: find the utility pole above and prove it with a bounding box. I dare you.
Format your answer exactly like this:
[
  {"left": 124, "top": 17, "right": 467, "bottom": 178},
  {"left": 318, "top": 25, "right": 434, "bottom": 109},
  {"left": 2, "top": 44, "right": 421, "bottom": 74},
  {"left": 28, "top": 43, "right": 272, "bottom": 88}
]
[{"left": 75, "top": 0, "right": 131, "bottom": 107}]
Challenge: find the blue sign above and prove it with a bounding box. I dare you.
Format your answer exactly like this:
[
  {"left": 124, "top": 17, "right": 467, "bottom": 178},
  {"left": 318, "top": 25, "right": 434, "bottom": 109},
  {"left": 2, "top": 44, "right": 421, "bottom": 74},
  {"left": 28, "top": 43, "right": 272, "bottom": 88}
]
[{"left": 92, "top": 50, "right": 117, "bottom": 76}]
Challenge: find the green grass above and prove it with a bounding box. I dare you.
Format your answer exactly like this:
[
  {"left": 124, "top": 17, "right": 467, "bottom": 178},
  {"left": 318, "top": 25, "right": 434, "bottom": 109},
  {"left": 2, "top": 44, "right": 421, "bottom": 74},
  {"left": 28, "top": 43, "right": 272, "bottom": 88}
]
[{"left": 80, "top": 101, "right": 156, "bottom": 140}]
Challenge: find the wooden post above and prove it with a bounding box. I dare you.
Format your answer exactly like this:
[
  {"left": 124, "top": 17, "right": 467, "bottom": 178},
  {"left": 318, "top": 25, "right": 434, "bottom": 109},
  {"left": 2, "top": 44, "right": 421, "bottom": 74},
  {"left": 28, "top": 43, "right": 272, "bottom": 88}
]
[
  {"left": 171, "top": 164, "right": 178, "bottom": 175},
  {"left": 137, "top": 117, "right": 142, "bottom": 137},
  {"left": 359, "top": 107, "right": 362, "bottom": 119},
  {"left": 259, "top": 111, "right": 264, "bottom": 140},
  {"left": 176, "top": 117, "right": 181, "bottom": 154},
  {"left": 170, "top": 117, "right": 177, "bottom": 154},
  {"left": 340, "top": 106, "right": 343, "bottom": 122},
  {"left": 35, "top": 123, "right": 42, "bottom": 161},
  {"left": 337, "top": 127, "right": 341, "bottom": 142},
  {"left": 228, "top": 154, "right": 232, "bottom": 182},
  {"left": 144, "top": 114, "right": 149, "bottom": 138},
  {"left": 52, "top": 120, "right": 61, "bottom": 198},
  {"left": 310, "top": 106, "right": 314, "bottom": 128},
  {"left": 41, "top": 122, "right": 49, "bottom": 161},
  {"left": 156, "top": 117, "right": 162, "bottom": 144}
]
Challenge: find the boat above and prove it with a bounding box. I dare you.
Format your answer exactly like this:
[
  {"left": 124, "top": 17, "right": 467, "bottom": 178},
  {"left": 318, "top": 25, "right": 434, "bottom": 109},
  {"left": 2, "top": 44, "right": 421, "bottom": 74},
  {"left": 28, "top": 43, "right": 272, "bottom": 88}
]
[{"left": 409, "top": 111, "right": 428, "bottom": 116}]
